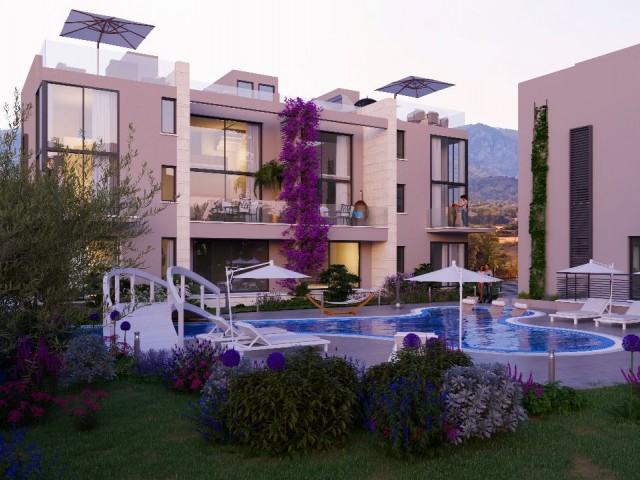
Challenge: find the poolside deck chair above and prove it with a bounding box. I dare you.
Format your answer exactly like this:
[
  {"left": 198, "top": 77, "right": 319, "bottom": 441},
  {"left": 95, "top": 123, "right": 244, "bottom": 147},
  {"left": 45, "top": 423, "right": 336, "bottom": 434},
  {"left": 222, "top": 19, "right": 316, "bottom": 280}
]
[
  {"left": 462, "top": 297, "right": 478, "bottom": 313},
  {"left": 549, "top": 298, "right": 609, "bottom": 325},
  {"left": 195, "top": 315, "right": 287, "bottom": 343},
  {"left": 305, "top": 293, "right": 375, "bottom": 316},
  {"left": 229, "top": 322, "right": 330, "bottom": 354},
  {"left": 509, "top": 302, "right": 529, "bottom": 317},
  {"left": 389, "top": 331, "right": 438, "bottom": 361},
  {"left": 489, "top": 299, "right": 507, "bottom": 315},
  {"left": 594, "top": 301, "right": 640, "bottom": 330}
]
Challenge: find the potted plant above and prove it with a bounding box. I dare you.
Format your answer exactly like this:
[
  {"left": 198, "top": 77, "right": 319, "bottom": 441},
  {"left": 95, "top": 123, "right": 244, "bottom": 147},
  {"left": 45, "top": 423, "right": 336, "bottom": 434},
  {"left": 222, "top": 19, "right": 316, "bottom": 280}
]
[{"left": 253, "top": 159, "right": 285, "bottom": 198}]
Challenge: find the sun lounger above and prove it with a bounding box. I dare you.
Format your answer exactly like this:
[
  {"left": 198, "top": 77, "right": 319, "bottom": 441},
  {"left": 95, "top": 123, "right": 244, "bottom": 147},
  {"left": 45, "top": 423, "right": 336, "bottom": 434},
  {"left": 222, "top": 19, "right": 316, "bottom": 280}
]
[
  {"left": 594, "top": 301, "right": 640, "bottom": 330},
  {"left": 549, "top": 298, "right": 609, "bottom": 325},
  {"left": 305, "top": 293, "right": 375, "bottom": 315},
  {"left": 462, "top": 297, "right": 478, "bottom": 312},
  {"left": 489, "top": 299, "right": 507, "bottom": 315},
  {"left": 228, "top": 322, "right": 330, "bottom": 354},
  {"left": 195, "top": 315, "right": 287, "bottom": 343},
  {"left": 509, "top": 302, "right": 529, "bottom": 317}
]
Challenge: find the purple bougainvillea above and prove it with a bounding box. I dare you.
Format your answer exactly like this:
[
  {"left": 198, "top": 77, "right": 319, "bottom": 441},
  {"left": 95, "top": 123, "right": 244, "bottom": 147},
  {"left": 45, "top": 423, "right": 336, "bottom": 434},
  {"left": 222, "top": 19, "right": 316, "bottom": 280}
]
[
  {"left": 277, "top": 98, "right": 330, "bottom": 289},
  {"left": 266, "top": 352, "right": 286, "bottom": 371}
]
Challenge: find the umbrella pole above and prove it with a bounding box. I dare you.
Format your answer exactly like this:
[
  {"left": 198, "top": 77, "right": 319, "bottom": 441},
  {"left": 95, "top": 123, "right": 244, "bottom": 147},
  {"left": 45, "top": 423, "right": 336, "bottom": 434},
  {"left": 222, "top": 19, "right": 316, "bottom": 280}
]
[
  {"left": 609, "top": 273, "right": 613, "bottom": 314},
  {"left": 96, "top": 42, "right": 100, "bottom": 75},
  {"left": 459, "top": 268, "right": 463, "bottom": 351}
]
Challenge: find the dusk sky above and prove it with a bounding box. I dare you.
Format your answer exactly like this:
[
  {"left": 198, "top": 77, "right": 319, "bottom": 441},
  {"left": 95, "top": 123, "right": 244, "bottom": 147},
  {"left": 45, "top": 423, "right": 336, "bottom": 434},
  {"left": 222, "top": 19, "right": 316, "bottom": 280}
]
[{"left": 3, "top": 0, "right": 640, "bottom": 130}]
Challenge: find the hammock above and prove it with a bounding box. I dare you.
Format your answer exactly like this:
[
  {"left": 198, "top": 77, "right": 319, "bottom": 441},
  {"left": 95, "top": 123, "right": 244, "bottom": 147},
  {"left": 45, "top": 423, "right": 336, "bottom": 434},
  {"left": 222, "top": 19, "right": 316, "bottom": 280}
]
[{"left": 305, "top": 293, "right": 375, "bottom": 316}]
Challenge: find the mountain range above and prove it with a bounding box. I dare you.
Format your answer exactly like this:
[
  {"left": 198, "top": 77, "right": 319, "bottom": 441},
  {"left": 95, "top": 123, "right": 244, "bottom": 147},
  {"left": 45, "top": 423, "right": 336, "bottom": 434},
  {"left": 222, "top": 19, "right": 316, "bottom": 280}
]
[{"left": 460, "top": 123, "right": 518, "bottom": 203}]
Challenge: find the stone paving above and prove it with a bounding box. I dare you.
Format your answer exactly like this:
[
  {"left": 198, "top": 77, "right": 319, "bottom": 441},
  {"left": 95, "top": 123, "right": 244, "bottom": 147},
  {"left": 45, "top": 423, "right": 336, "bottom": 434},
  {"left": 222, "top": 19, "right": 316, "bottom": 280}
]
[{"left": 230, "top": 302, "right": 639, "bottom": 389}]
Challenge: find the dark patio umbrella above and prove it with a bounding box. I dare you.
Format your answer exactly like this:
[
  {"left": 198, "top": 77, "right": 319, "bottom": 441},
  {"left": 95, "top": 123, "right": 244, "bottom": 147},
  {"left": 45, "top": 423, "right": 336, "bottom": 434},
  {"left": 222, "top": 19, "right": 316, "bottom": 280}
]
[
  {"left": 60, "top": 9, "right": 155, "bottom": 73},
  {"left": 376, "top": 76, "right": 454, "bottom": 98}
]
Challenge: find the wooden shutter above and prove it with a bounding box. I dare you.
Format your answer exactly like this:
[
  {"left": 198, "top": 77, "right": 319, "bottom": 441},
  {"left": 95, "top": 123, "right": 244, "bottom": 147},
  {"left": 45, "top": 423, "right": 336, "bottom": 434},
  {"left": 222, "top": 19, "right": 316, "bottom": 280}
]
[{"left": 569, "top": 126, "right": 592, "bottom": 267}]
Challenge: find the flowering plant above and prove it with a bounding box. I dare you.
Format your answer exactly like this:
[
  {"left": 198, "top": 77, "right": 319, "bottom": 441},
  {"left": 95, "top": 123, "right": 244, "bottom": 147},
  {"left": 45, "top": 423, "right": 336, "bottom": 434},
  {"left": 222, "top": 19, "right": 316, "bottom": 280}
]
[
  {"left": 266, "top": 352, "right": 285, "bottom": 371},
  {"left": 54, "top": 389, "right": 108, "bottom": 430},
  {"left": 277, "top": 98, "right": 329, "bottom": 290},
  {"left": 622, "top": 334, "right": 640, "bottom": 372},
  {"left": 163, "top": 342, "right": 220, "bottom": 393}
]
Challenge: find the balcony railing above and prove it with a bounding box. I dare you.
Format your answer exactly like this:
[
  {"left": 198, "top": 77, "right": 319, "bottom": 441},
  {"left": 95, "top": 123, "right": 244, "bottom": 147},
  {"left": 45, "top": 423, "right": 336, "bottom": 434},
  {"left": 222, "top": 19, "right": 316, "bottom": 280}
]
[
  {"left": 557, "top": 273, "right": 640, "bottom": 302},
  {"left": 190, "top": 199, "right": 387, "bottom": 227},
  {"left": 428, "top": 207, "right": 497, "bottom": 229},
  {"left": 40, "top": 40, "right": 176, "bottom": 86}
]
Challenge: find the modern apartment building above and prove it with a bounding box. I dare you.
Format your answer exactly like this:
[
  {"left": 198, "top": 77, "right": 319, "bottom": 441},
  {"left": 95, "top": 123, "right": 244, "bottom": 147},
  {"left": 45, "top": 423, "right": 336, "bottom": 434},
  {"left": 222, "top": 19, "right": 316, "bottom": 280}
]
[
  {"left": 21, "top": 40, "right": 487, "bottom": 293},
  {"left": 518, "top": 43, "right": 640, "bottom": 298}
]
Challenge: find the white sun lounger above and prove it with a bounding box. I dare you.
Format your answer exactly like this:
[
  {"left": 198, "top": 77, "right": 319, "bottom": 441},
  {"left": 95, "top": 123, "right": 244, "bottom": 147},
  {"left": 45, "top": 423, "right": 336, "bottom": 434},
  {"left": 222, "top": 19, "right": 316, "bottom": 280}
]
[
  {"left": 549, "top": 298, "right": 609, "bottom": 325},
  {"left": 509, "top": 302, "right": 529, "bottom": 317},
  {"left": 489, "top": 299, "right": 507, "bottom": 315},
  {"left": 594, "top": 301, "right": 640, "bottom": 330},
  {"left": 228, "top": 322, "right": 330, "bottom": 354},
  {"left": 195, "top": 315, "right": 287, "bottom": 343}
]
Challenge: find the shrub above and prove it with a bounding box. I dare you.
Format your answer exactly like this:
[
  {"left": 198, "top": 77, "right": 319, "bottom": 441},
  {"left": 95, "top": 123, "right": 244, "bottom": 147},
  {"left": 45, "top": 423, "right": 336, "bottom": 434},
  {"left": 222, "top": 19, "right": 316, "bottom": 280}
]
[
  {"left": 163, "top": 342, "right": 221, "bottom": 393},
  {"left": 198, "top": 347, "right": 360, "bottom": 455},
  {"left": 132, "top": 349, "right": 171, "bottom": 383},
  {"left": 54, "top": 389, "right": 108, "bottom": 431},
  {"left": 443, "top": 363, "right": 527, "bottom": 444},
  {"left": 14, "top": 337, "right": 61, "bottom": 393},
  {"left": 0, "top": 427, "right": 63, "bottom": 479},
  {"left": 318, "top": 264, "right": 360, "bottom": 302},
  {"left": 59, "top": 335, "right": 115, "bottom": 388},
  {"left": 362, "top": 373, "right": 448, "bottom": 458},
  {"left": 522, "top": 382, "right": 586, "bottom": 416},
  {"left": 0, "top": 380, "right": 55, "bottom": 426}
]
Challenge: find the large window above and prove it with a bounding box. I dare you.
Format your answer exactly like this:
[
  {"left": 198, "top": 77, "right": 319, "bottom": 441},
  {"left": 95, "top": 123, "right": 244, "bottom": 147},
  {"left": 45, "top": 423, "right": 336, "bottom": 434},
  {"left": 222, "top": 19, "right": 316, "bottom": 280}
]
[
  {"left": 161, "top": 98, "right": 176, "bottom": 134},
  {"left": 310, "top": 241, "right": 360, "bottom": 289},
  {"left": 431, "top": 136, "right": 467, "bottom": 227},
  {"left": 40, "top": 83, "right": 118, "bottom": 191},
  {"left": 237, "top": 80, "right": 253, "bottom": 98},
  {"left": 190, "top": 117, "right": 261, "bottom": 205},
  {"left": 316, "top": 132, "right": 351, "bottom": 206},
  {"left": 192, "top": 239, "right": 269, "bottom": 291},
  {"left": 258, "top": 84, "right": 275, "bottom": 100},
  {"left": 431, "top": 242, "right": 466, "bottom": 270}
]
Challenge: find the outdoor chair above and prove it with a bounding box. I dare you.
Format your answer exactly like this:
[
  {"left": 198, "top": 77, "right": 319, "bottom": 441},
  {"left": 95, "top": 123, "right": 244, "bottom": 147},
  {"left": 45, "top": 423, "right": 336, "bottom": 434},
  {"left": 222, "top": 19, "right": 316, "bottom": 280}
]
[
  {"left": 195, "top": 315, "right": 287, "bottom": 344},
  {"left": 337, "top": 204, "right": 353, "bottom": 225},
  {"left": 489, "top": 299, "right": 507, "bottom": 315},
  {"left": 228, "top": 322, "right": 330, "bottom": 355},
  {"left": 509, "top": 302, "right": 529, "bottom": 317},
  {"left": 549, "top": 298, "right": 609, "bottom": 325},
  {"left": 462, "top": 297, "right": 478, "bottom": 312},
  {"left": 594, "top": 301, "right": 640, "bottom": 330}
]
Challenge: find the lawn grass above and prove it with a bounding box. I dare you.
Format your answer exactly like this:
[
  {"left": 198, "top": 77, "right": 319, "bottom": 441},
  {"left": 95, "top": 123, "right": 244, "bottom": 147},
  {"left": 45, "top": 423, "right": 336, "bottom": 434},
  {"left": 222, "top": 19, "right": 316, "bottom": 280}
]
[{"left": 23, "top": 380, "right": 638, "bottom": 480}]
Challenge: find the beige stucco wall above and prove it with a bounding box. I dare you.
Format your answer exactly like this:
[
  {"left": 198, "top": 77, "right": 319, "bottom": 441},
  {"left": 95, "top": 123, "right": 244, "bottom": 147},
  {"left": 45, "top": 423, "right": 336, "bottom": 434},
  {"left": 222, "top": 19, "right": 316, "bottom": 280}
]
[{"left": 518, "top": 43, "right": 640, "bottom": 295}]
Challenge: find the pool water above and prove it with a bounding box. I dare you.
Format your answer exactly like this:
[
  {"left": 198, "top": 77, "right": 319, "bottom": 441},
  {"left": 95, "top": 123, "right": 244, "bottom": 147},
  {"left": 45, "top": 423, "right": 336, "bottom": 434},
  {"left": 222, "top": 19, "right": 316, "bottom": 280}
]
[{"left": 183, "top": 307, "right": 617, "bottom": 354}]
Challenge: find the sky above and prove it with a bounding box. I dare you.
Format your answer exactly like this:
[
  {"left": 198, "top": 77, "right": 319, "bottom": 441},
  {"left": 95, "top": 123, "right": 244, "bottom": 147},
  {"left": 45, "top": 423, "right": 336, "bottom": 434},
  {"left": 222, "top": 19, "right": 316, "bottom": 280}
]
[{"left": 2, "top": 0, "right": 640, "bottom": 130}]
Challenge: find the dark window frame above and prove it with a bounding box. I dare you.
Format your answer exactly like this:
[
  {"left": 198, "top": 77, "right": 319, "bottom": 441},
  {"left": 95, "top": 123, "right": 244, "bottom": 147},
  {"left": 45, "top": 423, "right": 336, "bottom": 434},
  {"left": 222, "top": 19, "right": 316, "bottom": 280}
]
[
  {"left": 161, "top": 237, "right": 177, "bottom": 278},
  {"left": 397, "top": 246, "right": 405, "bottom": 274},
  {"left": 161, "top": 97, "right": 177, "bottom": 134},
  {"left": 161, "top": 165, "right": 177, "bottom": 202},
  {"left": 430, "top": 241, "right": 468, "bottom": 270},
  {"left": 397, "top": 130, "right": 405, "bottom": 159},
  {"left": 316, "top": 130, "right": 353, "bottom": 205},
  {"left": 397, "top": 184, "right": 406, "bottom": 213}
]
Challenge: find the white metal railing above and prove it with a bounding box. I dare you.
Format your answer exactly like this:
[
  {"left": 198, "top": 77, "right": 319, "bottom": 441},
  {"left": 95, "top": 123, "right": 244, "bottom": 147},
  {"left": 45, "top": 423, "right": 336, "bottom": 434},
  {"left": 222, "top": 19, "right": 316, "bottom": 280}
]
[{"left": 167, "top": 266, "right": 222, "bottom": 346}]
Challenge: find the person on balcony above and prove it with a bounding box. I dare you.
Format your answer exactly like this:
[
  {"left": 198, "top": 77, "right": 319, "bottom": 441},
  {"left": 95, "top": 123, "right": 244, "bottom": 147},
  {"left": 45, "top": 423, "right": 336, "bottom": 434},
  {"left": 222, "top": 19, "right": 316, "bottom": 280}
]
[{"left": 459, "top": 194, "right": 468, "bottom": 226}]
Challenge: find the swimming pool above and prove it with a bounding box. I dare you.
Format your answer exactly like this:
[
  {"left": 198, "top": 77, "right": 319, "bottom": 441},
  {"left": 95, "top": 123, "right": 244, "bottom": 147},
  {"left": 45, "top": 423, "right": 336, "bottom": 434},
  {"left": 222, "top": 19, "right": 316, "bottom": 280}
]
[{"left": 184, "top": 307, "right": 621, "bottom": 354}]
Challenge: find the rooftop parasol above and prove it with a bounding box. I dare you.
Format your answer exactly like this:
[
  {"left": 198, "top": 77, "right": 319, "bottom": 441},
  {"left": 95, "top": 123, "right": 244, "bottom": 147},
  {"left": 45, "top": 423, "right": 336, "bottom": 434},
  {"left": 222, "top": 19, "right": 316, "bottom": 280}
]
[
  {"left": 376, "top": 75, "right": 454, "bottom": 99},
  {"left": 60, "top": 9, "right": 155, "bottom": 74}
]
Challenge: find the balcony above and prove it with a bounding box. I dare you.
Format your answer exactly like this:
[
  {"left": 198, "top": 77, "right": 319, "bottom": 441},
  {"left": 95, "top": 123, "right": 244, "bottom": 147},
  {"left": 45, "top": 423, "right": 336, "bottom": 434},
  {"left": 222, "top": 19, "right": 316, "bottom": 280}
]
[
  {"left": 40, "top": 40, "right": 176, "bottom": 86},
  {"left": 426, "top": 207, "right": 496, "bottom": 233},
  {"left": 190, "top": 200, "right": 387, "bottom": 227}
]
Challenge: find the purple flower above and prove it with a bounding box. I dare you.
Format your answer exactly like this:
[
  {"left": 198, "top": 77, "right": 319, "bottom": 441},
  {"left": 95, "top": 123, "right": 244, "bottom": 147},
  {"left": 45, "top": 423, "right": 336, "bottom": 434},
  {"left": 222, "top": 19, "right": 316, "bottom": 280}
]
[
  {"left": 120, "top": 321, "right": 131, "bottom": 332},
  {"left": 402, "top": 333, "right": 422, "bottom": 350},
  {"left": 266, "top": 352, "right": 286, "bottom": 371},
  {"left": 222, "top": 349, "right": 241, "bottom": 368},
  {"left": 88, "top": 312, "right": 100, "bottom": 322},
  {"left": 110, "top": 310, "right": 120, "bottom": 321},
  {"left": 622, "top": 334, "right": 640, "bottom": 352}
]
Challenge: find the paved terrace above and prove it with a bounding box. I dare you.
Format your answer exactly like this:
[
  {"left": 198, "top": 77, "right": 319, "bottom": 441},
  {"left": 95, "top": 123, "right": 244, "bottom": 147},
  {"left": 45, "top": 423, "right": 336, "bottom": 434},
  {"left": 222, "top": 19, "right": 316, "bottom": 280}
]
[{"left": 229, "top": 302, "right": 636, "bottom": 390}]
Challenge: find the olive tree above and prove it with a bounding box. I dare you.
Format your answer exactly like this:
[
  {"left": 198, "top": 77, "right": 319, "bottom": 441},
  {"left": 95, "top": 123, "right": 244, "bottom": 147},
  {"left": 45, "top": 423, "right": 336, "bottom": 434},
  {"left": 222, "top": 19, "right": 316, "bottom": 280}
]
[{"left": 0, "top": 90, "right": 164, "bottom": 357}]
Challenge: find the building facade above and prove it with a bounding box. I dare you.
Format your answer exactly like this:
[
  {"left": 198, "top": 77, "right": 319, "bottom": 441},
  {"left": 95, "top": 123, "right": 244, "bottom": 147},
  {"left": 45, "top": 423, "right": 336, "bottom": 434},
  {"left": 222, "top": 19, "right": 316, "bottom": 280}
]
[
  {"left": 22, "top": 41, "right": 486, "bottom": 293},
  {"left": 518, "top": 43, "right": 640, "bottom": 297}
]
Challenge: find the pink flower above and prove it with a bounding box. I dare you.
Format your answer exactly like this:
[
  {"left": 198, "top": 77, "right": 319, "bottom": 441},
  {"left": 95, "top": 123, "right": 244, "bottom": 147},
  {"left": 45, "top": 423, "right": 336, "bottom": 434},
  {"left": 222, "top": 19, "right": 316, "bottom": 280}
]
[
  {"left": 7, "top": 409, "right": 23, "bottom": 423},
  {"left": 189, "top": 379, "right": 203, "bottom": 391},
  {"left": 31, "top": 405, "right": 45, "bottom": 418}
]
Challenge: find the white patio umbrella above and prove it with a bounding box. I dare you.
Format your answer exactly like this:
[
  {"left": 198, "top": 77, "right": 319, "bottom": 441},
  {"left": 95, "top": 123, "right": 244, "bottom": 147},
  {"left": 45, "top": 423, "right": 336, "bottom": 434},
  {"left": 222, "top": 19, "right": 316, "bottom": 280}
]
[
  {"left": 225, "top": 260, "right": 309, "bottom": 337},
  {"left": 558, "top": 259, "right": 622, "bottom": 314},
  {"left": 408, "top": 261, "right": 501, "bottom": 351}
]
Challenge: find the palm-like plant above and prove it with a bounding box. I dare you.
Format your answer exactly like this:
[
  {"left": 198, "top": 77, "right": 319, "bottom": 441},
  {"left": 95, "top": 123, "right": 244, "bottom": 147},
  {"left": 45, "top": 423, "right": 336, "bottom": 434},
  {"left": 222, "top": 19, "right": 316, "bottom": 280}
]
[{"left": 253, "top": 159, "right": 285, "bottom": 198}]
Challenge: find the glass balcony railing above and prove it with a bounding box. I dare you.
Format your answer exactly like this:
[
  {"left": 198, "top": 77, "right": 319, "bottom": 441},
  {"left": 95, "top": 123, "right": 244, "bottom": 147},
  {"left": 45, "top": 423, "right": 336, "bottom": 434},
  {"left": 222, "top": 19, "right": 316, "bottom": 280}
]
[
  {"left": 190, "top": 80, "right": 276, "bottom": 101},
  {"left": 190, "top": 199, "right": 387, "bottom": 227},
  {"left": 396, "top": 100, "right": 465, "bottom": 128},
  {"left": 428, "top": 206, "right": 496, "bottom": 229},
  {"left": 40, "top": 40, "right": 176, "bottom": 86}
]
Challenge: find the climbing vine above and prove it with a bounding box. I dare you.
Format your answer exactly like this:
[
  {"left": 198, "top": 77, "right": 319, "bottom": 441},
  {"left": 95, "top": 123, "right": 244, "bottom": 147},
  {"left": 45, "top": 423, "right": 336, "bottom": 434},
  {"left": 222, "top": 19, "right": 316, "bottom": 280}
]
[
  {"left": 528, "top": 103, "right": 548, "bottom": 299},
  {"left": 277, "top": 98, "right": 329, "bottom": 289}
]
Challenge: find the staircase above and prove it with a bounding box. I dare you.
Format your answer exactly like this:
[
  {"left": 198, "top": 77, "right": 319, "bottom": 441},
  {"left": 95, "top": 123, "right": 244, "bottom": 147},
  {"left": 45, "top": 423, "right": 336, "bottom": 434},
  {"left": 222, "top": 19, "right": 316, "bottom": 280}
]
[{"left": 102, "top": 267, "right": 222, "bottom": 352}]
